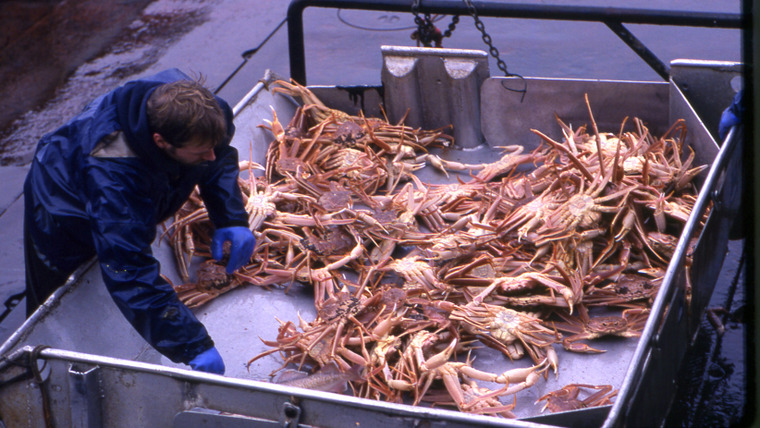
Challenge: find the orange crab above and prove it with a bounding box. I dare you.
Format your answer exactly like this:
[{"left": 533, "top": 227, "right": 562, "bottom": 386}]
[{"left": 551, "top": 305, "right": 649, "bottom": 353}]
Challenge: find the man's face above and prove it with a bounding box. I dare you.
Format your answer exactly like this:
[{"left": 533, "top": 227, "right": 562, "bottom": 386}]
[{"left": 154, "top": 133, "right": 216, "bottom": 165}]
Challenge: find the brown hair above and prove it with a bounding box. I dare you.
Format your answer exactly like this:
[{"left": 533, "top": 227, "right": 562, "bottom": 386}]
[{"left": 146, "top": 78, "right": 227, "bottom": 148}]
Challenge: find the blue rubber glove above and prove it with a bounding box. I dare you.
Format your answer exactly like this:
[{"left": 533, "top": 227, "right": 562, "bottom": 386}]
[
  {"left": 211, "top": 226, "right": 255, "bottom": 273},
  {"left": 189, "top": 346, "right": 225, "bottom": 375},
  {"left": 719, "top": 90, "right": 744, "bottom": 140}
]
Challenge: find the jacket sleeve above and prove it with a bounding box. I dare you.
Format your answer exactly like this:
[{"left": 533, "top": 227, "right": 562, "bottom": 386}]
[
  {"left": 199, "top": 145, "right": 249, "bottom": 229},
  {"left": 84, "top": 157, "right": 214, "bottom": 364},
  {"left": 198, "top": 99, "right": 249, "bottom": 229}
]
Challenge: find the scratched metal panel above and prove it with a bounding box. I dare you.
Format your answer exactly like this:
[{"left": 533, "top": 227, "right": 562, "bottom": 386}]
[{"left": 480, "top": 77, "right": 670, "bottom": 152}]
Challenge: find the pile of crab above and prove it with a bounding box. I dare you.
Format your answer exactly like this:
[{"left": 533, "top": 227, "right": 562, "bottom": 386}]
[{"left": 165, "top": 80, "right": 707, "bottom": 418}]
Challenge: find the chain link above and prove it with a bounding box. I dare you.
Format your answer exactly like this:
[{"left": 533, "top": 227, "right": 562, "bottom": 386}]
[
  {"left": 411, "top": 0, "right": 420, "bottom": 15},
  {"left": 443, "top": 15, "right": 460, "bottom": 38}
]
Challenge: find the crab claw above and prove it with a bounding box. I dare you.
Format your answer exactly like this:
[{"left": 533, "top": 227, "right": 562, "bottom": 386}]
[
  {"left": 261, "top": 107, "right": 286, "bottom": 142},
  {"left": 545, "top": 346, "right": 559, "bottom": 377},
  {"left": 562, "top": 338, "right": 606, "bottom": 354},
  {"left": 558, "top": 287, "right": 576, "bottom": 315},
  {"left": 424, "top": 154, "right": 450, "bottom": 178},
  {"left": 239, "top": 160, "right": 265, "bottom": 171},
  {"left": 420, "top": 337, "right": 458, "bottom": 371}
]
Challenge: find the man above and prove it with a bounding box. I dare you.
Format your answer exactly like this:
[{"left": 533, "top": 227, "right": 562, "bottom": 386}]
[{"left": 23, "top": 69, "right": 255, "bottom": 375}]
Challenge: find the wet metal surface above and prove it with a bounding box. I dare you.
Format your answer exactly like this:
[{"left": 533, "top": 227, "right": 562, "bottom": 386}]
[
  {"left": 664, "top": 238, "right": 748, "bottom": 427},
  {"left": 0, "top": 0, "right": 748, "bottom": 425}
]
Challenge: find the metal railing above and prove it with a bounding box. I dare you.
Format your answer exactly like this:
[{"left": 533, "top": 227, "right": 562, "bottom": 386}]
[{"left": 287, "top": 0, "right": 743, "bottom": 84}]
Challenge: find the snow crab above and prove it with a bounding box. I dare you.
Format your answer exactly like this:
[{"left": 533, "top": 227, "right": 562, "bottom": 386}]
[
  {"left": 172, "top": 260, "right": 245, "bottom": 308},
  {"left": 584, "top": 272, "right": 661, "bottom": 309},
  {"left": 537, "top": 383, "right": 618, "bottom": 413},
  {"left": 551, "top": 305, "right": 649, "bottom": 353},
  {"left": 449, "top": 301, "right": 557, "bottom": 367}
]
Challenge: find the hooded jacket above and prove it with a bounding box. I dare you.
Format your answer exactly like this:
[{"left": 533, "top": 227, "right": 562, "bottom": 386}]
[{"left": 23, "top": 69, "right": 249, "bottom": 363}]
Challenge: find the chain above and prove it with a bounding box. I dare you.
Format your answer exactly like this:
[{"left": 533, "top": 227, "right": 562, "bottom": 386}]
[
  {"left": 411, "top": 0, "right": 458, "bottom": 47},
  {"left": 463, "top": 0, "right": 506, "bottom": 75},
  {"left": 443, "top": 15, "right": 460, "bottom": 38},
  {"left": 410, "top": 0, "right": 526, "bottom": 98},
  {"left": 462, "top": 0, "right": 526, "bottom": 98}
]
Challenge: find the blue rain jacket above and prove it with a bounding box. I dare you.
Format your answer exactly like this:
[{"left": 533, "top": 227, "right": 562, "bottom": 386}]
[{"left": 23, "top": 69, "right": 249, "bottom": 363}]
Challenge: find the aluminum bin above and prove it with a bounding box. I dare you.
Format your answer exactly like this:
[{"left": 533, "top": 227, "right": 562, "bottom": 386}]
[{"left": 0, "top": 51, "right": 743, "bottom": 427}]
